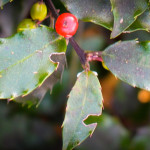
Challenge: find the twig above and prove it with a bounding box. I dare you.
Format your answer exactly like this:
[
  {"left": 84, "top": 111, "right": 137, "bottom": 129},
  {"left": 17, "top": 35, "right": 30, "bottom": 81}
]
[
  {"left": 44, "top": 0, "right": 59, "bottom": 19},
  {"left": 86, "top": 52, "right": 103, "bottom": 62},
  {"left": 49, "top": 12, "right": 55, "bottom": 28},
  {"left": 44, "top": 0, "right": 87, "bottom": 66},
  {"left": 69, "top": 38, "right": 86, "bottom": 65}
]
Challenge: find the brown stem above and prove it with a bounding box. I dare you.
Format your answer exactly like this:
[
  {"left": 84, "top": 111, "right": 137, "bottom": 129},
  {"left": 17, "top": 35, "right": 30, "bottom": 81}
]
[
  {"left": 44, "top": 0, "right": 59, "bottom": 19},
  {"left": 44, "top": 0, "right": 87, "bottom": 66},
  {"left": 49, "top": 12, "right": 55, "bottom": 28},
  {"left": 69, "top": 38, "right": 86, "bottom": 65}
]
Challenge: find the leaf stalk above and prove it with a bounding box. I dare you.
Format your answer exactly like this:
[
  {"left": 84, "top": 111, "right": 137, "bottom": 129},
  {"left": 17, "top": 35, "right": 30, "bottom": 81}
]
[{"left": 44, "top": 0, "right": 87, "bottom": 66}]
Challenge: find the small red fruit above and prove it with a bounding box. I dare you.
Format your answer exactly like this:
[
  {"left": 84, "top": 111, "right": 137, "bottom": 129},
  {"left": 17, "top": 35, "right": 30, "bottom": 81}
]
[{"left": 55, "top": 13, "right": 78, "bottom": 38}]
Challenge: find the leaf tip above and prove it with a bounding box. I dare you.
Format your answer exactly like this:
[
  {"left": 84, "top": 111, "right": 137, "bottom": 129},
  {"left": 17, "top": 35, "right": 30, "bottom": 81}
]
[{"left": 92, "top": 71, "right": 98, "bottom": 76}]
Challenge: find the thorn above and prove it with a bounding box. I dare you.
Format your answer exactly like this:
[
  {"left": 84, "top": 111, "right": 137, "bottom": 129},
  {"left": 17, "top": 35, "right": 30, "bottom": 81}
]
[
  {"left": 114, "top": 75, "right": 118, "bottom": 80},
  {"left": 102, "top": 99, "right": 104, "bottom": 103},
  {"left": 7, "top": 99, "right": 12, "bottom": 104},
  {"left": 77, "top": 72, "right": 82, "bottom": 78},
  {"left": 92, "top": 71, "right": 98, "bottom": 76},
  {"left": 66, "top": 106, "right": 69, "bottom": 111},
  {"left": 102, "top": 105, "right": 104, "bottom": 110},
  {"left": 132, "top": 84, "right": 136, "bottom": 88}
]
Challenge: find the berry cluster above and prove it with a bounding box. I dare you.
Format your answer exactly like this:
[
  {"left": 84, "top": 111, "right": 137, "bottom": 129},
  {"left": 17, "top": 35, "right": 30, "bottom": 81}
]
[
  {"left": 17, "top": 1, "right": 79, "bottom": 38},
  {"left": 17, "top": 1, "right": 47, "bottom": 32}
]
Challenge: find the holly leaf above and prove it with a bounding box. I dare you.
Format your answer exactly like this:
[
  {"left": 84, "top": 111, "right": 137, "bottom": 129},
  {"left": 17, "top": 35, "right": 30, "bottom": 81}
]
[
  {"left": 110, "top": 0, "right": 148, "bottom": 38},
  {"left": 78, "top": 114, "right": 130, "bottom": 150},
  {"left": 14, "top": 53, "right": 66, "bottom": 107},
  {"left": 0, "top": 26, "right": 67, "bottom": 100},
  {"left": 60, "top": 0, "right": 113, "bottom": 30},
  {"left": 102, "top": 40, "right": 150, "bottom": 91},
  {"left": 127, "top": 9, "right": 150, "bottom": 32},
  {"left": 0, "top": 0, "right": 13, "bottom": 7},
  {"left": 62, "top": 71, "right": 103, "bottom": 150}
]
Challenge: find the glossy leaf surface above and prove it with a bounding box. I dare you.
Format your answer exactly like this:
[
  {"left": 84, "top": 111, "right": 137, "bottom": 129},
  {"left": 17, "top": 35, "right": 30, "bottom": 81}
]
[
  {"left": 127, "top": 9, "right": 150, "bottom": 32},
  {"left": 60, "top": 0, "right": 113, "bottom": 30},
  {"left": 14, "top": 54, "right": 66, "bottom": 107},
  {"left": 102, "top": 40, "right": 150, "bottom": 91},
  {"left": 0, "top": 26, "right": 67, "bottom": 99},
  {"left": 63, "top": 71, "right": 103, "bottom": 150},
  {"left": 110, "top": 0, "right": 148, "bottom": 38}
]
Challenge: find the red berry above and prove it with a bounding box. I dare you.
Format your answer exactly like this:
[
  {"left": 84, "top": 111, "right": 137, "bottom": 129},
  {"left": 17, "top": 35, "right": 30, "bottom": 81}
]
[{"left": 55, "top": 13, "right": 78, "bottom": 38}]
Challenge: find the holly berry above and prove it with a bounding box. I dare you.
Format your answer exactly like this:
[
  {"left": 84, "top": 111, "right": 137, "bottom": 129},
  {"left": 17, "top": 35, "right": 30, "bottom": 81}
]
[
  {"left": 55, "top": 13, "right": 78, "bottom": 38},
  {"left": 30, "top": 2, "right": 47, "bottom": 21},
  {"left": 17, "top": 19, "right": 37, "bottom": 32}
]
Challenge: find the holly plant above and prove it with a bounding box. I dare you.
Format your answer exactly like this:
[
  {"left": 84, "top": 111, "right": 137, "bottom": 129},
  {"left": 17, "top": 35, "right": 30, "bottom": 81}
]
[{"left": 0, "top": 0, "right": 150, "bottom": 150}]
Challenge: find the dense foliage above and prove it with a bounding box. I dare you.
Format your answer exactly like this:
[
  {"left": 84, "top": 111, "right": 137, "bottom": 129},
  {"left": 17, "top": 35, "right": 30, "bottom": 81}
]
[{"left": 0, "top": 0, "right": 150, "bottom": 150}]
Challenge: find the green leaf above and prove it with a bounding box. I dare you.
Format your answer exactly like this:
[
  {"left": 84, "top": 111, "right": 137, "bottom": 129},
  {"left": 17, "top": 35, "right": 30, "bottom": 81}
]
[
  {"left": 110, "top": 0, "right": 148, "bottom": 38},
  {"left": 102, "top": 40, "right": 150, "bottom": 91},
  {"left": 0, "top": 26, "right": 67, "bottom": 99},
  {"left": 0, "top": 0, "right": 13, "bottom": 7},
  {"left": 60, "top": 0, "right": 113, "bottom": 30},
  {"left": 62, "top": 71, "right": 103, "bottom": 150},
  {"left": 78, "top": 114, "right": 130, "bottom": 150},
  {"left": 127, "top": 9, "right": 150, "bottom": 32},
  {"left": 14, "top": 54, "right": 66, "bottom": 107}
]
